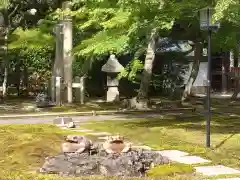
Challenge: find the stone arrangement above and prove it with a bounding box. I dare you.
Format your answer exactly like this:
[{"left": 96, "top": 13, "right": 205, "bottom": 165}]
[{"left": 40, "top": 135, "right": 169, "bottom": 177}]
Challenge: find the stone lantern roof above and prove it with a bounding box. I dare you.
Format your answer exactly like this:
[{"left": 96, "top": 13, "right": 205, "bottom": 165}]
[{"left": 101, "top": 54, "right": 124, "bottom": 73}]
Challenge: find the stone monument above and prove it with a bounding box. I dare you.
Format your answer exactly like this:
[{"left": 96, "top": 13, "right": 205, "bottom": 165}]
[{"left": 101, "top": 54, "right": 124, "bottom": 102}]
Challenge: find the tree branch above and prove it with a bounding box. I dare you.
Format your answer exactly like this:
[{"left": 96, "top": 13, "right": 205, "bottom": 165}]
[{"left": 8, "top": 4, "right": 19, "bottom": 19}]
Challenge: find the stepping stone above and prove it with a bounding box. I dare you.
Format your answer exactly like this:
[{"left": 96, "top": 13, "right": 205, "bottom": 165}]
[
  {"left": 195, "top": 165, "right": 240, "bottom": 176},
  {"left": 157, "top": 150, "right": 189, "bottom": 158},
  {"left": 87, "top": 132, "right": 111, "bottom": 136},
  {"left": 166, "top": 155, "right": 211, "bottom": 164}
]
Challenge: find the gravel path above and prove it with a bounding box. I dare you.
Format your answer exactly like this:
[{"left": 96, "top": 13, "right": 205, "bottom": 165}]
[{"left": 0, "top": 113, "right": 177, "bottom": 125}]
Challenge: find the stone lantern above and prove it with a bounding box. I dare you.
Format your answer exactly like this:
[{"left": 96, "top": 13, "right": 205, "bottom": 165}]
[{"left": 101, "top": 54, "right": 124, "bottom": 102}]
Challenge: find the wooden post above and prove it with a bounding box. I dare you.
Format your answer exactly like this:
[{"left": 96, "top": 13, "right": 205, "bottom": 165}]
[{"left": 56, "top": 76, "right": 62, "bottom": 106}]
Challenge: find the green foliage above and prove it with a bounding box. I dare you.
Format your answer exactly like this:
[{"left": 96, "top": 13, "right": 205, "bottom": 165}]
[
  {"left": 6, "top": 28, "right": 54, "bottom": 91},
  {"left": 147, "top": 163, "right": 194, "bottom": 177},
  {"left": 9, "top": 28, "right": 54, "bottom": 49},
  {"left": 3, "top": 0, "right": 240, "bottom": 97},
  {"left": 0, "top": 0, "right": 9, "bottom": 9},
  {"left": 118, "top": 59, "right": 143, "bottom": 83},
  {"left": 71, "top": 0, "right": 182, "bottom": 58}
]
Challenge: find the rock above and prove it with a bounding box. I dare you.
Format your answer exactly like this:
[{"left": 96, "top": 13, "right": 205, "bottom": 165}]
[
  {"left": 61, "top": 142, "right": 86, "bottom": 153},
  {"left": 40, "top": 136, "right": 169, "bottom": 178},
  {"left": 40, "top": 153, "right": 102, "bottom": 176},
  {"left": 40, "top": 150, "right": 169, "bottom": 177},
  {"left": 102, "top": 135, "right": 131, "bottom": 154},
  {"left": 121, "top": 97, "right": 151, "bottom": 110},
  {"left": 67, "top": 121, "right": 76, "bottom": 128},
  {"left": 53, "top": 117, "right": 73, "bottom": 126},
  {"left": 62, "top": 135, "right": 93, "bottom": 153},
  {"left": 65, "top": 135, "right": 87, "bottom": 143},
  {"left": 36, "top": 93, "right": 53, "bottom": 108}
]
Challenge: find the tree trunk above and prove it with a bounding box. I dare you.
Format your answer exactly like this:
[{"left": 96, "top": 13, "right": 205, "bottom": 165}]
[
  {"left": 231, "top": 80, "right": 240, "bottom": 99},
  {"left": 137, "top": 28, "right": 158, "bottom": 99},
  {"left": 23, "top": 65, "right": 28, "bottom": 96},
  {"left": 231, "top": 47, "right": 240, "bottom": 99},
  {"left": 15, "top": 62, "right": 20, "bottom": 96},
  {"left": 181, "top": 41, "right": 203, "bottom": 102},
  {"left": 2, "top": 64, "right": 8, "bottom": 97}
]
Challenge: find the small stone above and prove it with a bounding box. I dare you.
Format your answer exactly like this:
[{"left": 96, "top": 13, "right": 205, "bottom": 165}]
[{"left": 67, "top": 121, "right": 76, "bottom": 128}]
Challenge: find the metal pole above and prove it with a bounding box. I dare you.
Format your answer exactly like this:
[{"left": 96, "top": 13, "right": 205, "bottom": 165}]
[{"left": 206, "top": 29, "right": 212, "bottom": 148}]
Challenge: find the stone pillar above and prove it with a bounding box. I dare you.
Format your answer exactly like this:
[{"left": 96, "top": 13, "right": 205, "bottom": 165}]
[
  {"left": 52, "top": 23, "right": 64, "bottom": 102},
  {"left": 62, "top": 1, "right": 73, "bottom": 103},
  {"left": 73, "top": 76, "right": 85, "bottom": 104},
  {"left": 101, "top": 54, "right": 124, "bottom": 102},
  {"left": 106, "top": 76, "right": 120, "bottom": 102}
]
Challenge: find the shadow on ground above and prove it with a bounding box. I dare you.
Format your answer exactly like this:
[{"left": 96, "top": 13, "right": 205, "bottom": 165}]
[{"left": 119, "top": 114, "right": 240, "bottom": 134}]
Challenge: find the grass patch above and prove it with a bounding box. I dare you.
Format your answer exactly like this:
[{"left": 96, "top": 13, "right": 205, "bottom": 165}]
[
  {"left": 0, "top": 124, "right": 198, "bottom": 180},
  {"left": 0, "top": 124, "right": 79, "bottom": 172},
  {"left": 147, "top": 163, "right": 194, "bottom": 177},
  {"left": 81, "top": 114, "right": 240, "bottom": 169},
  {"left": 1, "top": 113, "right": 240, "bottom": 180}
]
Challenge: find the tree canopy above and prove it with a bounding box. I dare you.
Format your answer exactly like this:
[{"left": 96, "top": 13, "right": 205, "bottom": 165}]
[{"left": 1, "top": 0, "right": 240, "bottom": 98}]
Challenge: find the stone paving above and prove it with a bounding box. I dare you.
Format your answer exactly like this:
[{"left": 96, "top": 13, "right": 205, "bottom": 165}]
[{"left": 195, "top": 165, "right": 240, "bottom": 176}]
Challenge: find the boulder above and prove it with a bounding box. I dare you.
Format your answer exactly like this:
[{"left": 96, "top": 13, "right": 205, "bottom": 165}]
[
  {"left": 40, "top": 150, "right": 169, "bottom": 177},
  {"left": 36, "top": 93, "right": 53, "bottom": 108}
]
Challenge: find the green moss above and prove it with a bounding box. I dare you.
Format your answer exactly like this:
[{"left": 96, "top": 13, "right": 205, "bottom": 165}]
[
  {"left": 147, "top": 163, "right": 194, "bottom": 177},
  {"left": 1, "top": 171, "right": 196, "bottom": 180},
  {"left": 0, "top": 124, "right": 85, "bottom": 172}
]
